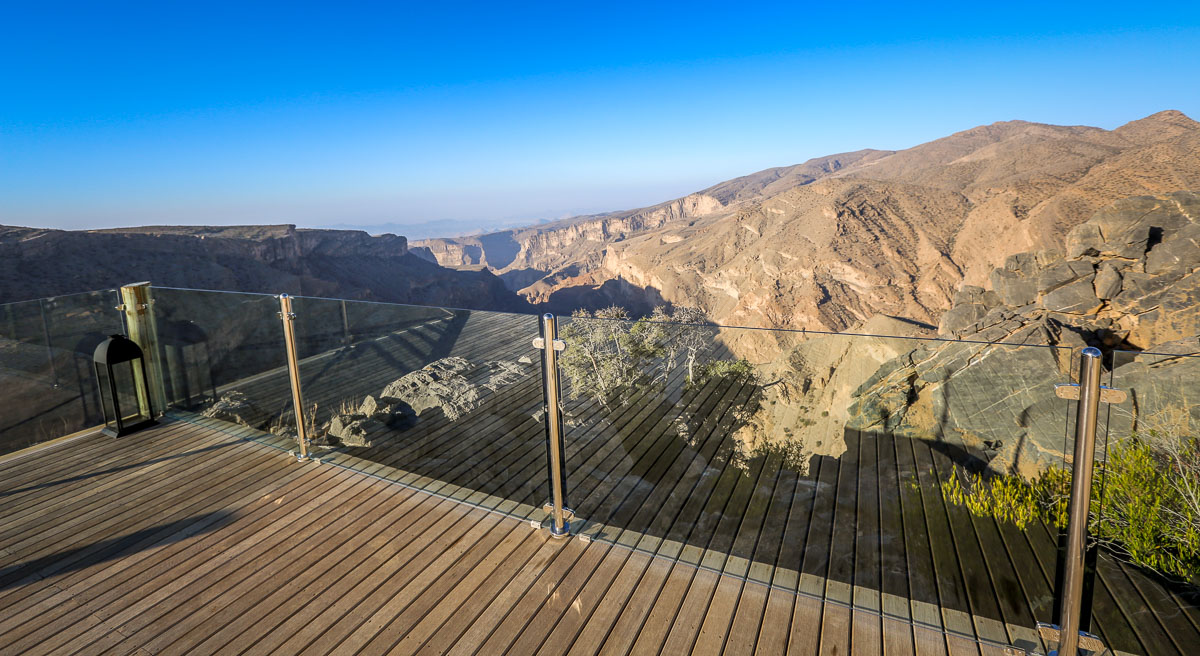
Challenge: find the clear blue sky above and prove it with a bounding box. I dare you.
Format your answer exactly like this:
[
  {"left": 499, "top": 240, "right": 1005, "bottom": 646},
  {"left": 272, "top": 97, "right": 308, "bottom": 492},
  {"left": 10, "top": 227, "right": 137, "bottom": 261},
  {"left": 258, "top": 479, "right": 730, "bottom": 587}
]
[{"left": 2, "top": 1, "right": 1199, "bottom": 233}]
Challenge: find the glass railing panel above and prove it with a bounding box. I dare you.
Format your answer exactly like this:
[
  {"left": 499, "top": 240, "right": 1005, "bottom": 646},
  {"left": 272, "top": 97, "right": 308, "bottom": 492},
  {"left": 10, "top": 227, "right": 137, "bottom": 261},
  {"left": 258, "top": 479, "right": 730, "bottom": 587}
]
[
  {"left": 1094, "top": 347, "right": 1200, "bottom": 655},
  {"left": 152, "top": 287, "right": 297, "bottom": 446},
  {"left": 558, "top": 313, "right": 1075, "bottom": 651},
  {"left": 289, "top": 296, "right": 545, "bottom": 518},
  {"left": 288, "top": 297, "right": 448, "bottom": 359},
  {"left": 0, "top": 289, "right": 124, "bottom": 455}
]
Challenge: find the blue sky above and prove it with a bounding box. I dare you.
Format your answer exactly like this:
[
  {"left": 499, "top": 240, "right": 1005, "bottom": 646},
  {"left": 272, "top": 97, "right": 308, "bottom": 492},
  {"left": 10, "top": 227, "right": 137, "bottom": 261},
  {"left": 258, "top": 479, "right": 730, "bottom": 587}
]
[{"left": 2, "top": 2, "right": 1199, "bottom": 234}]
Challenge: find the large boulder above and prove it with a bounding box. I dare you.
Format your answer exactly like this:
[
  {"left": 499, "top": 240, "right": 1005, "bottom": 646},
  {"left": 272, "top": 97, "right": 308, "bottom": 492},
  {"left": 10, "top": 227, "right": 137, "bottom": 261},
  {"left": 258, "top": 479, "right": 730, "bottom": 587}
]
[
  {"left": 1036, "top": 260, "right": 1094, "bottom": 295},
  {"left": 1093, "top": 263, "right": 1123, "bottom": 300},
  {"left": 990, "top": 269, "right": 1038, "bottom": 307},
  {"left": 1065, "top": 196, "right": 1156, "bottom": 259},
  {"left": 1041, "top": 274, "right": 1102, "bottom": 314},
  {"left": 381, "top": 357, "right": 480, "bottom": 422},
  {"left": 938, "top": 302, "right": 989, "bottom": 335},
  {"left": 328, "top": 413, "right": 379, "bottom": 447},
  {"left": 201, "top": 391, "right": 261, "bottom": 428},
  {"left": 952, "top": 284, "right": 995, "bottom": 306},
  {"left": 1145, "top": 222, "right": 1200, "bottom": 276}
]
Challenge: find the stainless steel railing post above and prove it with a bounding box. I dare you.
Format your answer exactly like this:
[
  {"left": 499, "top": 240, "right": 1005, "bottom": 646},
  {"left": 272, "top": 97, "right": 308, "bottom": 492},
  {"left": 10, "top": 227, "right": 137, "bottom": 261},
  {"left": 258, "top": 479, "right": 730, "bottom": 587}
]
[
  {"left": 537, "top": 313, "right": 570, "bottom": 538},
  {"left": 1057, "top": 346, "right": 1103, "bottom": 655},
  {"left": 278, "top": 294, "right": 310, "bottom": 462}
]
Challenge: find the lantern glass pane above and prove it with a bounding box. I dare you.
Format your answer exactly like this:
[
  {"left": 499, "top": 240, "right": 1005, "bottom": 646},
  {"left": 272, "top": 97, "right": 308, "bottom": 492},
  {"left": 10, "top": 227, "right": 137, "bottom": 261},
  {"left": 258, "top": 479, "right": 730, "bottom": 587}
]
[
  {"left": 96, "top": 363, "right": 118, "bottom": 430},
  {"left": 111, "top": 360, "right": 144, "bottom": 424}
]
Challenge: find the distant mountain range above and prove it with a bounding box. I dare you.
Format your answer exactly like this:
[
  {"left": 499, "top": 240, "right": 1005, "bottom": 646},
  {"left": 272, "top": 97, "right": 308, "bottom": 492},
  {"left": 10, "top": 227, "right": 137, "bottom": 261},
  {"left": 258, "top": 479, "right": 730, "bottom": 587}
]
[
  {"left": 0, "top": 224, "right": 528, "bottom": 311},
  {"left": 412, "top": 110, "right": 1200, "bottom": 332},
  {"left": 320, "top": 216, "right": 557, "bottom": 242}
]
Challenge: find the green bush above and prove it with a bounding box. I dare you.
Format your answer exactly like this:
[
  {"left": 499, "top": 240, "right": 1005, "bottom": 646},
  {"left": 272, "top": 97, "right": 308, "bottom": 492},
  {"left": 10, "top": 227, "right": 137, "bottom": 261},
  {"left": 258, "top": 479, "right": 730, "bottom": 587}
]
[
  {"left": 559, "top": 305, "right": 754, "bottom": 405},
  {"left": 693, "top": 358, "right": 755, "bottom": 388},
  {"left": 942, "top": 432, "right": 1200, "bottom": 581},
  {"left": 559, "top": 306, "right": 656, "bottom": 407}
]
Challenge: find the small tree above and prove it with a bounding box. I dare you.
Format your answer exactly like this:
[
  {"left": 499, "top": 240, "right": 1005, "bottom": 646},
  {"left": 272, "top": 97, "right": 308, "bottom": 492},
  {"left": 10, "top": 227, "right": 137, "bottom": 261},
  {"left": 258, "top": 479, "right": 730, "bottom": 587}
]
[
  {"left": 561, "top": 303, "right": 747, "bottom": 405},
  {"left": 559, "top": 306, "right": 641, "bottom": 407},
  {"left": 646, "top": 305, "right": 715, "bottom": 385}
]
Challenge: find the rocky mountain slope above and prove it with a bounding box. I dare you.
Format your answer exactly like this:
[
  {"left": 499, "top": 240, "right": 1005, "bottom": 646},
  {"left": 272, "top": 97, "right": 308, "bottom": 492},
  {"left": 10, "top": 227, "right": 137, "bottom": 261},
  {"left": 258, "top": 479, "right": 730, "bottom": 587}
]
[
  {"left": 0, "top": 224, "right": 528, "bottom": 311},
  {"left": 413, "top": 110, "right": 1200, "bottom": 330},
  {"left": 747, "top": 191, "right": 1200, "bottom": 476}
]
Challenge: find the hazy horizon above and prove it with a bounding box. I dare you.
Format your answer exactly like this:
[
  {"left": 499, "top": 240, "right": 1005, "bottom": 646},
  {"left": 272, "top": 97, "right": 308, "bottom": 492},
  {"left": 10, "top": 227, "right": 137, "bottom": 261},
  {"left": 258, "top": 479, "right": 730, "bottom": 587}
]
[{"left": 4, "top": 2, "right": 1200, "bottom": 236}]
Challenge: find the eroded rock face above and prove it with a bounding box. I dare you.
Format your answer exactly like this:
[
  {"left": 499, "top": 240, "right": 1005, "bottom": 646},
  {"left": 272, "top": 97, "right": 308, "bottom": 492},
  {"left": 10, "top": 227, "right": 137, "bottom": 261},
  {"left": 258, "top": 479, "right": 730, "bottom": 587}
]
[
  {"left": 845, "top": 191, "right": 1200, "bottom": 476},
  {"left": 938, "top": 191, "right": 1200, "bottom": 349},
  {"left": 726, "top": 314, "right": 937, "bottom": 473},
  {"left": 1106, "top": 339, "right": 1200, "bottom": 441},
  {"left": 846, "top": 320, "right": 1084, "bottom": 476}
]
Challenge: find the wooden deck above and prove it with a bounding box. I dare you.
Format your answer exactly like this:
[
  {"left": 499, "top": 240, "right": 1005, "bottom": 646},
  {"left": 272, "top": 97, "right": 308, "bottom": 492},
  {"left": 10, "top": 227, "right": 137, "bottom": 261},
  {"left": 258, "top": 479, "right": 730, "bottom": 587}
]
[
  {"left": 0, "top": 418, "right": 1009, "bottom": 656},
  {"left": 8, "top": 295, "right": 1196, "bottom": 654},
  {"left": 127, "top": 303, "right": 1200, "bottom": 655},
  {"left": 168, "top": 308, "right": 1200, "bottom": 655}
]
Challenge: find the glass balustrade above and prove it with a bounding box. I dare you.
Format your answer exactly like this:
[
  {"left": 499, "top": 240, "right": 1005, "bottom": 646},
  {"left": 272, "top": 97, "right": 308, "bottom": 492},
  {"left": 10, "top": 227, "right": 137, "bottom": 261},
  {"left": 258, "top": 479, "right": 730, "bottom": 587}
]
[
  {"left": 1096, "top": 347, "right": 1200, "bottom": 655},
  {"left": 0, "top": 289, "right": 124, "bottom": 455},
  {"left": 556, "top": 313, "right": 1076, "bottom": 651},
  {"left": 152, "top": 287, "right": 298, "bottom": 447},
  {"left": 3, "top": 284, "right": 1197, "bottom": 653},
  {"left": 285, "top": 296, "right": 545, "bottom": 519}
]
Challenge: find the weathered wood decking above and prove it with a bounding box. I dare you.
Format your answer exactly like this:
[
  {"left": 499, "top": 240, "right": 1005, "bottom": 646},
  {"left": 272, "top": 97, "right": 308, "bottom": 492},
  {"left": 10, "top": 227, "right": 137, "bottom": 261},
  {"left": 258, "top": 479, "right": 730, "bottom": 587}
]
[
  {"left": 6, "top": 302, "right": 1197, "bottom": 654},
  {"left": 0, "top": 419, "right": 986, "bottom": 656},
  {"left": 178, "top": 308, "right": 1197, "bottom": 656}
]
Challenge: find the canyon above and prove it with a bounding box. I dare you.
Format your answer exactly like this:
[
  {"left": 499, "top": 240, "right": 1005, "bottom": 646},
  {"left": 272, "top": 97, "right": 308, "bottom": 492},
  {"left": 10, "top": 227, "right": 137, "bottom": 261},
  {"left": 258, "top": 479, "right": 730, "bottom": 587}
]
[{"left": 413, "top": 110, "right": 1200, "bottom": 332}]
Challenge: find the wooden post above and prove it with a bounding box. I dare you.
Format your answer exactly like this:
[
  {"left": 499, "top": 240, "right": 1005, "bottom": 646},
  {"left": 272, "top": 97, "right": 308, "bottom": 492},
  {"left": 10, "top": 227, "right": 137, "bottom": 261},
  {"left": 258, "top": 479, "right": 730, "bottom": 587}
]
[{"left": 120, "top": 282, "right": 168, "bottom": 417}]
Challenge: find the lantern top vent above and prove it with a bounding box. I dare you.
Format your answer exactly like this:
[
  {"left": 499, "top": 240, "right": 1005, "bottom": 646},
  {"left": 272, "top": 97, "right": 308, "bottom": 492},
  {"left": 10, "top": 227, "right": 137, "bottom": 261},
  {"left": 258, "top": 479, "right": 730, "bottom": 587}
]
[{"left": 93, "top": 334, "right": 144, "bottom": 365}]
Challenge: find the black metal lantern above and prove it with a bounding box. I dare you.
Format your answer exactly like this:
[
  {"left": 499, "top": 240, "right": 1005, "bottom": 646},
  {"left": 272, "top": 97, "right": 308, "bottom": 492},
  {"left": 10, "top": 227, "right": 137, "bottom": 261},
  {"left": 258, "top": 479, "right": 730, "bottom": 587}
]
[{"left": 93, "top": 334, "right": 156, "bottom": 437}]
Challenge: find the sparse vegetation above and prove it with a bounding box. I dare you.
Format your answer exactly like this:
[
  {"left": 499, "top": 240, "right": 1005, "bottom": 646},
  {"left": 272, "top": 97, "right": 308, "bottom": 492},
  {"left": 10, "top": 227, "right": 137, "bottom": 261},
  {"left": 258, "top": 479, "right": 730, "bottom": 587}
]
[
  {"left": 693, "top": 358, "right": 754, "bottom": 388},
  {"left": 559, "top": 306, "right": 654, "bottom": 407},
  {"left": 559, "top": 304, "right": 753, "bottom": 406},
  {"left": 645, "top": 305, "right": 713, "bottom": 385},
  {"left": 942, "top": 422, "right": 1200, "bottom": 581}
]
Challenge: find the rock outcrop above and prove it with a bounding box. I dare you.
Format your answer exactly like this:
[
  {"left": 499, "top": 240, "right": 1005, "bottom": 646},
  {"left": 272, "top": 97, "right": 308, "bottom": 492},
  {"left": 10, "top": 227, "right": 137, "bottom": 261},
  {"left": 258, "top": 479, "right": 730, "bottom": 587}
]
[
  {"left": 200, "top": 391, "right": 260, "bottom": 428},
  {"left": 381, "top": 357, "right": 480, "bottom": 422},
  {"left": 938, "top": 191, "right": 1200, "bottom": 349},
  {"left": 839, "top": 191, "right": 1200, "bottom": 475}
]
